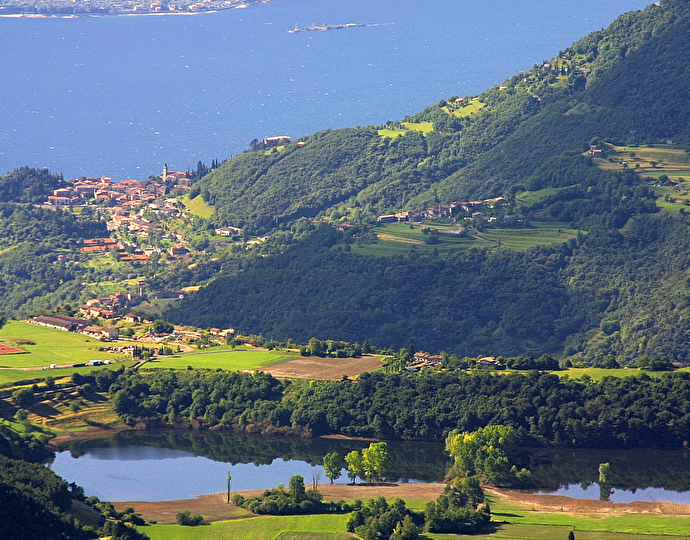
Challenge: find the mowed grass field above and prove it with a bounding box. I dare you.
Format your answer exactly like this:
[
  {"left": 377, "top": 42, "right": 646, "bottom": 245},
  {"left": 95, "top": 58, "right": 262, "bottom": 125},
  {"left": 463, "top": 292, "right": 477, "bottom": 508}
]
[
  {"left": 353, "top": 221, "right": 579, "bottom": 258},
  {"left": 181, "top": 194, "right": 215, "bottom": 219},
  {"left": 0, "top": 321, "right": 127, "bottom": 369},
  {"left": 142, "top": 514, "right": 350, "bottom": 540},
  {"left": 144, "top": 348, "right": 300, "bottom": 371}
]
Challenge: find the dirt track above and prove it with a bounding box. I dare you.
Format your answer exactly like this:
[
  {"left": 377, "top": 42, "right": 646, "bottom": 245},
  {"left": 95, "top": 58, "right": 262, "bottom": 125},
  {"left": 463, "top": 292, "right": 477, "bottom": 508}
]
[
  {"left": 261, "top": 355, "right": 384, "bottom": 380},
  {"left": 114, "top": 483, "right": 690, "bottom": 525}
]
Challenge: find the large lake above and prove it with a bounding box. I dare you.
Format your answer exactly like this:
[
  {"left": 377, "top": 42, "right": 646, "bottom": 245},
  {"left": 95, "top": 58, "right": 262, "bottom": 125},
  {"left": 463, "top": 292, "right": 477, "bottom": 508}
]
[
  {"left": 1, "top": 0, "right": 649, "bottom": 180},
  {"left": 50, "top": 430, "right": 690, "bottom": 504}
]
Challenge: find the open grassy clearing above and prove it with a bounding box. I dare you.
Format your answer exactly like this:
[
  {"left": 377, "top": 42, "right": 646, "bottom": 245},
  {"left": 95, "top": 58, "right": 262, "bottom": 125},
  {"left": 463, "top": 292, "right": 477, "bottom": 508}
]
[
  {"left": 479, "top": 223, "right": 579, "bottom": 250},
  {"left": 444, "top": 98, "right": 486, "bottom": 118},
  {"left": 353, "top": 221, "right": 579, "bottom": 258},
  {"left": 515, "top": 186, "right": 574, "bottom": 208},
  {"left": 181, "top": 194, "right": 215, "bottom": 219},
  {"left": 0, "top": 321, "right": 128, "bottom": 369},
  {"left": 595, "top": 145, "right": 690, "bottom": 179},
  {"left": 378, "top": 121, "right": 434, "bottom": 139},
  {"left": 144, "top": 348, "right": 299, "bottom": 371},
  {"left": 591, "top": 144, "right": 690, "bottom": 214},
  {"left": 558, "top": 367, "right": 644, "bottom": 381}
]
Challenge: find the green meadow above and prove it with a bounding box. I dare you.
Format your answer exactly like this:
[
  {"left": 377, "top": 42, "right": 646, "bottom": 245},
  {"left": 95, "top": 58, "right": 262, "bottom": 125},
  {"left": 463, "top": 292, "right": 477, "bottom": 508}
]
[
  {"left": 144, "top": 348, "right": 299, "bottom": 371},
  {"left": 181, "top": 194, "right": 215, "bottom": 219},
  {"left": 378, "top": 121, "right": 434, "bottom": 139},
  {"left": 0, "top": 321, "right": 127, "bottom": 369},
  {"left": 444, "top": 98, "right": 486, "bottom": 118}
]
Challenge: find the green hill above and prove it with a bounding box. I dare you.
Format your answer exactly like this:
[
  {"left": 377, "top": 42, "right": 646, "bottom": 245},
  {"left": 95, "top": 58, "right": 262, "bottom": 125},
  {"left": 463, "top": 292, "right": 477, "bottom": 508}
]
[{"left": 166, "top": 1, "right": 690, "bottom": 363}]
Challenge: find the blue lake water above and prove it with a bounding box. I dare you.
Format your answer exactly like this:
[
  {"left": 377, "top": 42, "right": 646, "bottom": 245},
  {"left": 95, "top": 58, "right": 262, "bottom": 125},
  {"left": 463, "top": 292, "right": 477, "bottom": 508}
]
[
  {"left": 1, "top": 0, "right": 649, "bottom": 180},
  {"left": 49, "top": 431, "right": 690, "bottom": 504},
  {"left": 50, "top": 445, "right": 335, "bottom": 501},
  {"left": 48, "top": 430, "right": 447, "bottom": 501}
]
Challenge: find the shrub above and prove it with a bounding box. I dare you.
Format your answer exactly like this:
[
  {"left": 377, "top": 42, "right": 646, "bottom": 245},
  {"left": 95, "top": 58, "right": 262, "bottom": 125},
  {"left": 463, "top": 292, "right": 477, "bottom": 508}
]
[{"left": 175, "top": 510, "right": 204, "bottom": 526}]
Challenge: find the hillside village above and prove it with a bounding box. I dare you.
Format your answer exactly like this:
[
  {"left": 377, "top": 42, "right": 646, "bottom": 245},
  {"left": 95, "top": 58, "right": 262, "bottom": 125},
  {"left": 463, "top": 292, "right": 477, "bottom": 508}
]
[{"left": 376, "top": 196, "right": 514, "bottom": 224}]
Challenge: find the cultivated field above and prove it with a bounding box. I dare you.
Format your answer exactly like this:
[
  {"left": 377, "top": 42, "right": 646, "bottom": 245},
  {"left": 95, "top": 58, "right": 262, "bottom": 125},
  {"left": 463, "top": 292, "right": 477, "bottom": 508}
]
[{"left": 262, "top": 355, "right": 384, "bottom": 380}]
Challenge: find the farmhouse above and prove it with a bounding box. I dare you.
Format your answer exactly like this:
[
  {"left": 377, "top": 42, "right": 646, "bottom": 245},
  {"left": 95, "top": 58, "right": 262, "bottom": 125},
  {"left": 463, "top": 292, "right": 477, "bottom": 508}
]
[
  {"left": 477, "top": 356, "right": 501, "bottom": 367},
  {"left": 31, "top": 315, "right": 89, "bottom": 332},
  {"left": 263, "top": 136, "right": 291, "bottom": 147},
  {"left": 215, "top": 226, "right": 242, "bottom": 237}
]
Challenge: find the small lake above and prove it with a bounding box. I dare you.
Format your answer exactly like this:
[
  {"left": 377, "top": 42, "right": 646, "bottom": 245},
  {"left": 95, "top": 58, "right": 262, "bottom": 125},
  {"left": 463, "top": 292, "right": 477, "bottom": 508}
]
[
  {"left": 49, "top": 430, "right": 448, "bottom": 501},
  {"left": 49, "top": 431, "right": 690, "bottom": 504}
]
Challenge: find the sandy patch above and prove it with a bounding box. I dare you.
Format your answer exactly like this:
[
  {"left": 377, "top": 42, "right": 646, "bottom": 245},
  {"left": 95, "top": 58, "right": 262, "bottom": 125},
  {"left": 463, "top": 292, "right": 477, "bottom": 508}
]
[{"left": 486, "top": 487, "right": 690, "bottom": 517}]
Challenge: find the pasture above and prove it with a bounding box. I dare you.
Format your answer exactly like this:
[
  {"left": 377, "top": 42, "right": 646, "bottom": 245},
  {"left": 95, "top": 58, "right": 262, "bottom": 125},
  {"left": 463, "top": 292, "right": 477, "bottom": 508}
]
[
  {"left": 353, "top": 221, "right": 579, "bottom": 258},
  {"left": 594, "top": 144, "right": 690, "bottom": 181}
]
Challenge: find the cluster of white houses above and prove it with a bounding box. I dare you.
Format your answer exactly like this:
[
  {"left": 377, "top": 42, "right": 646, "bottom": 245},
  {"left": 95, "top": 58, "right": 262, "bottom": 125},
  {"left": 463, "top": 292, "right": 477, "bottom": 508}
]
[{"left": 377, "top": 197, "right": 508, "bottom": 224}]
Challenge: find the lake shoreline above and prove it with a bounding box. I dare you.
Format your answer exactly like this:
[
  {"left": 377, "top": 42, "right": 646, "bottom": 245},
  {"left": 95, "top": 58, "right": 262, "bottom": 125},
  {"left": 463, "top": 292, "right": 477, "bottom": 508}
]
[{"left": 112, "top": 483, "right": 690, "bottom": 525}]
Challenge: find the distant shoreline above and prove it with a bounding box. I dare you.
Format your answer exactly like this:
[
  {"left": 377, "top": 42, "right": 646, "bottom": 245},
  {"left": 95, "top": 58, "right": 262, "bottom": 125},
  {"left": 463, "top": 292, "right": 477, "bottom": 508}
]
[{"left": 0, "top": 0, "right": 264, "bottom": 18}]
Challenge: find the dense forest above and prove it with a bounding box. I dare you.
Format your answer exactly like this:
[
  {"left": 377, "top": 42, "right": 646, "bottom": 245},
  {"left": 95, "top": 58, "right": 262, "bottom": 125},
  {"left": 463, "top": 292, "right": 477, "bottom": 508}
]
[
  {"left": 171, "top": 209, "right": 690, "bottom": 363},
  {"left": 0, "top": 198, "right": 108, "bottom": 317},
  {"left": 103, "top": 367, "right": 690, "bottom": 449}
]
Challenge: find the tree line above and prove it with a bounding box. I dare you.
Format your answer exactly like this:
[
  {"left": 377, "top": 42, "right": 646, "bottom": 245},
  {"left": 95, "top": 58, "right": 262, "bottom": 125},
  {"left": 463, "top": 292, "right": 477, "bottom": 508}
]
[{"left": 96, "top": 367, "right": 690, "bottom": 449}]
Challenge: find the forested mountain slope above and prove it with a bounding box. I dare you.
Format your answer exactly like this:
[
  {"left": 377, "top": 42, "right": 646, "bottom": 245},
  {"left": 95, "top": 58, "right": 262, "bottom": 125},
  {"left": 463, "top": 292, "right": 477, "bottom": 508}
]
[
  {"left": 171, "top": 0, "right": 690, "bottom": 363},
  {"left": 197, "top": 0, "right": 687, "bottom": 232}
]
